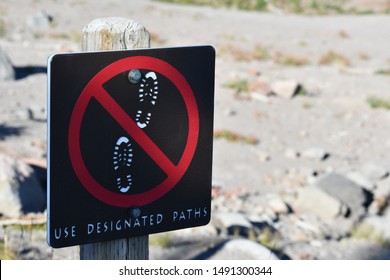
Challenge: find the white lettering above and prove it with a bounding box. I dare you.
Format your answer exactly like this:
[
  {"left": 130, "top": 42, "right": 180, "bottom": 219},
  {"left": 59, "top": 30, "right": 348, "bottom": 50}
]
[
  {"left": 203, "top": 206, "right": 208, "bottom": 217},
  {"left": 157, "top": 214, "right": 163, "bottom": 224},
  {"left": 133, "top": 218, "right": 140, "bottom": 227},
  {"left": 84, "top": 214, "right": 164, "bottom": 235},
  {"left": 71, "top": 226, "right": 76, "bottom": 237},
  {"left": 172, "top": 207, "right": 209, "bottom": 222},
  {"left": 116, "top": 220, "right": 121, "bottom": 230},
  {"left": 187, "top": 208, "right": 193, "bottom": 219},
  {"left": 150, "top": 215, "right": 154, "bottom": 225},
  {"left": 54, "top": 226, "right": 77, "bottom": 239},
  {"left": 54, "top": 228, "right": 61, "bottom": 240},
  {"left": 194, "top": 208, "right": 201, "bottom": 218},
  {"left": 87, "top": 224, "right": 94, "bottom": 234}
]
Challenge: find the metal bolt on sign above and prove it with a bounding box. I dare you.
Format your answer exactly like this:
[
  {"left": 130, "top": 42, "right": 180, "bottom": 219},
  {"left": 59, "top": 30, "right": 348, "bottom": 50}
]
[
  {"left": 128, "top": 69, "right": 142, "bottom": 84},
  {"left": 129, "top": 207, "right": 141, "bottom": 218}
]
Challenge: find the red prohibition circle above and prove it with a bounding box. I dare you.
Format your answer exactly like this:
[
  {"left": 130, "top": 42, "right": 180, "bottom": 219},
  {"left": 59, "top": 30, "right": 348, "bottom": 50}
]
[{"left": 68, "top": 56, "right": 199, "bottom": 207}]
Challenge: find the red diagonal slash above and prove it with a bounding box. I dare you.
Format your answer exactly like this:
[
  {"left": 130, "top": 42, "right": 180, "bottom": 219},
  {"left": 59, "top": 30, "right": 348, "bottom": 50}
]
[
  {"left": 93, "top": 86, "right": 177, "bottom": 176},
  {"left": 68, "top": 56, "right": 199, "bottom": 207}
]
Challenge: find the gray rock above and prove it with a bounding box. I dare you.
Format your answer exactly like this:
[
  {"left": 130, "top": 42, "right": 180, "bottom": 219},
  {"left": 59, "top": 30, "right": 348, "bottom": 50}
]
[
  {"left": 212, "top": 212, "right": 253, "bottom": 236},
  {"left": 211, "top": 239, "right": 279, "bottom": 260},
  {"left": 315, "top": 172, "right": 373, "bottom": 219},
  {"left": 284, "top": 148, "right": 299, "bottom": 159},
  {"left": 247, "top": 212, "right": 275, "bottom": 227},
  {"left": 0, "top": 154, "right": 46, "bottom": 218},
  {"left": 26, "top": 10, "right": 53, "bottom": 32},
  {"left": 274, "top": 214, "right": 337, "bottom": 244},
  {"left": 28, "top": 105, "right": 46, "bottom": 121},
  {"left": 301, "top": 147, "right": 329, "bottom": 161},
  {"left": 257, "top": 151, "right": 271, "bottom": 162},
  {"left": 347, "top": 171, "right": 376, "bottom": 191},
  {"left": 267, "top": 196, "right": 291, "bottom": 215},
  {"left": 0, "top": 47, "right": 15, "bottom": 81},
  {"left": 292, "top": 186, "right": 348, "bottom": 220},
  {"left": 270, "top": 79, "right": 300, "bottom": 99}
]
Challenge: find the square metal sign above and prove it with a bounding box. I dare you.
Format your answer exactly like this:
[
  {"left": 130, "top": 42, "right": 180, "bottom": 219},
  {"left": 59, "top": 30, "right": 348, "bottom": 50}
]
[{"left": 47, "top": 46, "right": 215, "bottom": 248}]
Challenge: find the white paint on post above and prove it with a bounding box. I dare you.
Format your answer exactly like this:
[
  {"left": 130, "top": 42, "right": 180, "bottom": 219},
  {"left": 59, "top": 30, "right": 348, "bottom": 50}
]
[{"left": 79, "top": 17, "right": 150, "bottom": 260}]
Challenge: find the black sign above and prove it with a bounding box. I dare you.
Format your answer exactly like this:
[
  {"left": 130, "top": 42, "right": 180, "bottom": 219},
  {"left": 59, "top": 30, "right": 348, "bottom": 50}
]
[{"left": 47, "top": 46, "right": 215, "bottom": 248}]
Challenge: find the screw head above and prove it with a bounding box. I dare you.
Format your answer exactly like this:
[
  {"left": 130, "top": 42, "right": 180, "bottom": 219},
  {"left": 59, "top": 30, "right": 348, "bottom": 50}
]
[
  {"left": 129, "top": 207, "right": 141, "bottom": 218},
  {"left": 128, "top": 69, "right": 142, "bottom": 84}
]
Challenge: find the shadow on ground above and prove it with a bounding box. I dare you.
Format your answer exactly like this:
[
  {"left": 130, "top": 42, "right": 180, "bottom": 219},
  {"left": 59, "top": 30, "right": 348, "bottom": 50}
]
[
  {"left": 0, "top": 124, "right": 25, "bottom": 139},
  {"left": 14, "top": 66, "right": 47, "bottom": 80}
]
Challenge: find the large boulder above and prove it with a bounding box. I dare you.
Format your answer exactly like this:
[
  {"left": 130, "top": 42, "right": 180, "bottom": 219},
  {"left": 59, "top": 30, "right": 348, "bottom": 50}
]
[
  {"left": 292, "top": 186, "right": 349, "bottom": 220},
  {"left": 210, "top": 239, "right": 279, "bottom": 260},
  {"left": 315, "top": 172, "right": 373, "bottom": 219},
  {"left": 212, "top": 212, "right": 253, "bottom": 237},
  {"left": 0, "top": 153, "right": 46, "bottom": 218}
]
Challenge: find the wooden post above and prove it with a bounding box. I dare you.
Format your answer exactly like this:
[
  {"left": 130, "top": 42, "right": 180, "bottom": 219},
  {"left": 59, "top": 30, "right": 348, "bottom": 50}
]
[{"left": 79, "top": 17, "right": 150, "bottom": 260}]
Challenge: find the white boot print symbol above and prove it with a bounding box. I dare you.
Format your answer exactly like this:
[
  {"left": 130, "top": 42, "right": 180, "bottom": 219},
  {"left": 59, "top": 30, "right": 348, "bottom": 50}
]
[
  {"left": 113, "top": 136, "right": 133, "bottom": 193},
  {"left": 136, "top": 71, "right": 158, "bottom": 129},
  {"left": 113, "top": 71, "right": 159, "bottom": 193}
]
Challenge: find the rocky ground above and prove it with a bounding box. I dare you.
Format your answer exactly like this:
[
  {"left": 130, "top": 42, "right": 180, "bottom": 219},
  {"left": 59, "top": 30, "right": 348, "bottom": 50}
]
[{"left": 1, "top": 0, "right": 390, "bottom": 260}]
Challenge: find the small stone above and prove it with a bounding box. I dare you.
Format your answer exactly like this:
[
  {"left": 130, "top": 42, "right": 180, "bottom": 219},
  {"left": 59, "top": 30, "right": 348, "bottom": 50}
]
[
  {"left": 223, "top": 108, "right": 237, "bottom": 116},
  {"left": 270, "top": 79, "right": 300, "bottom": 99},
  {"left": 28, "top": 105, "right": 46, "bottom": 121},
  {"left": 258, "top": 151, "right": 271, "bottom": 162},
  {"left": 247, "top": 68, "right": 261, "bottom": 77},
  {"left": 285, "top": 148, "right": 299, "bottom": 159},
  {"left": 267, "top": 197, "right": 291, "bottom": 215},
  {"left": 301, "top": 147, "right": 329, "bottom": 161},
  {"left": 251, "top": 92, "right": 270, "bottom": 103}
]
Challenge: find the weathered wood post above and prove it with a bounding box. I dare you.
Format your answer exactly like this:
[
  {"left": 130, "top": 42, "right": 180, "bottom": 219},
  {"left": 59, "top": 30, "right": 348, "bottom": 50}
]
[{"left": 79, "top": 17, "right": 150, "bottom": 260}]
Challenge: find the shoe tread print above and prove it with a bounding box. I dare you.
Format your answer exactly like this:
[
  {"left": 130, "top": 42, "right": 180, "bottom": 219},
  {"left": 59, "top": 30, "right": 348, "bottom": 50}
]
[
  {"left": 113, "top": 136, "right": 133, "bottom": 193},
  {"left": 136, "top": 71, "right": 159, "bottom": 129},
  {"left": 113, "top": 71, "right": 159, "bottom": 193}
]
